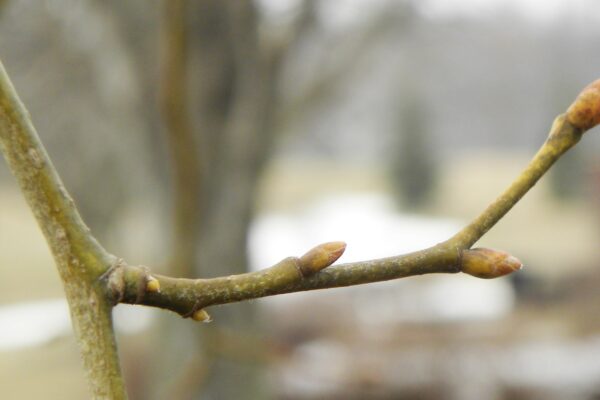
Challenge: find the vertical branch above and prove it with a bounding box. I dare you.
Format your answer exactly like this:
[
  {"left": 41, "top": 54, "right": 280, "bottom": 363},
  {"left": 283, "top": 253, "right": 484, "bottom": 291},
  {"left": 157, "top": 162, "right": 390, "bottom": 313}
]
[
  {"left": 160, "top": 0, "right": 202, "bottom": 277},
  {"left": 0, "top": 61, "right": 127, "bottom": 398}
]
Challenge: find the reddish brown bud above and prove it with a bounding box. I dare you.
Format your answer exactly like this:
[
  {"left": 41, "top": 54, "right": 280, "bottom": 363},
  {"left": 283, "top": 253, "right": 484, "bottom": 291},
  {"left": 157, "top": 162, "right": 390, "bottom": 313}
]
[
  {"left": 461, "top": 248, "right": 523, "bottom": 279},
  {"left": 567, "top": 79, "right": 600, "bottom": 131},
  {"left": 298, "top": 241, "right": 346, "bottom": 275}
]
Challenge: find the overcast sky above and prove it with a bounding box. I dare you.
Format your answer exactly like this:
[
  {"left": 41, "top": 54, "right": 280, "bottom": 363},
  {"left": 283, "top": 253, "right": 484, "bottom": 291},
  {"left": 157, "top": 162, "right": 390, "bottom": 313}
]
[
  {"left": 418, "top": 0, "right": 599, "bottom": 24},
  {"left": 261, "top": 0, "right": 600, "bottom": 28}
]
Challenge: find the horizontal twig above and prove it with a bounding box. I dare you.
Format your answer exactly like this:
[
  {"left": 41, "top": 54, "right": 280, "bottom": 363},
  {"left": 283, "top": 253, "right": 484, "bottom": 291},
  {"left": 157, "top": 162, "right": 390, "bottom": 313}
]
[
  {"left": 111, "top": 242, "right": 461, "bottom": 317},
  {"left": 106, "top": 79, "right": 600, "bottom": 320},
  {"left": 109, "top": 244, "right": 522, "bottom": 318}
]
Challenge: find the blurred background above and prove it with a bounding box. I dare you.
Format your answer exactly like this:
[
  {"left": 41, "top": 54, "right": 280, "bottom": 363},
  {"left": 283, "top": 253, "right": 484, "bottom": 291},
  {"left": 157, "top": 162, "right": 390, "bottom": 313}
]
[{"left": 1, "top": 0, "right": 600, "bottom": 399}]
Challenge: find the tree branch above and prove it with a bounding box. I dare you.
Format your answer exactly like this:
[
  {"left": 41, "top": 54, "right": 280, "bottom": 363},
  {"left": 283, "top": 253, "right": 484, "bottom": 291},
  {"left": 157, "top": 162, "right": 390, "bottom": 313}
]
[
  {"left": 115, "top": 243, "right": 522, "bottom": 319},
  {"left": 449, "top": 114, "right": 582, "bottom": 248},
  {"left": 110, "top": 81, "right": 600, "bottom": 321},
  {"left": 450, "top": 80, "right": 600, "bottom": 248},
  {"left": 0, "top": 60, "right": 127, "bottom": 398},
  {"left": 111, "top": 242, "right": 459, "bottom": 318}
]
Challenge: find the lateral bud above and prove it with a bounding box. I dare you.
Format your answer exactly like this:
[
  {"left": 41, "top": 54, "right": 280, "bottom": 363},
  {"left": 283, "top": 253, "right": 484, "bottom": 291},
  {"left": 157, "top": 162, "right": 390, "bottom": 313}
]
[
  {"left": 145, "top": 275, "right": 160, "bottom": 293},
  {"left": 460, "top": 248, "right": 523, "bottom": 279},
  {"left": 191, "top": 309, "right": 212, "bottom": 323},
  {"left": 298, "top": 241, "right": 346, "bottom": 276},
  {"left": 566, "top": 79, "right": 600, "bottom": 132}
]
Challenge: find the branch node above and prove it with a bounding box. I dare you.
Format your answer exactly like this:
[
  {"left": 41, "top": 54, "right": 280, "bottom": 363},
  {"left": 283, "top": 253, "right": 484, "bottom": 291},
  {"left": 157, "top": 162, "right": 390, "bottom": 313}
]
[
  {"left": 99, "top": 259, "right": 126, "bottom": 305},
  {"left": 134, "top": 266, "right": 156, "bottom": 304}
]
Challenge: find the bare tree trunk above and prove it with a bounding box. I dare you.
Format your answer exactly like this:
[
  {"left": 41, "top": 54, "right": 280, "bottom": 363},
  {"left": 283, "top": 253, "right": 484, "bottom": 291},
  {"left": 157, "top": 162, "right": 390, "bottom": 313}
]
[
  {"left": 191, "top": 2, "right": 279, "bottom": 398},
  {"left": 154, "top": 1, "right": 281, "bottom": 398}
]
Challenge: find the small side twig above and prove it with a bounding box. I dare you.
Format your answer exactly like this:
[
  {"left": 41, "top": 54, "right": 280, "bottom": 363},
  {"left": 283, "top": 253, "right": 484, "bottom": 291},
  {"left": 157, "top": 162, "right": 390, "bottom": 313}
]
[{"left": 112, "top": 79, "right": 600, "bottom": 321}]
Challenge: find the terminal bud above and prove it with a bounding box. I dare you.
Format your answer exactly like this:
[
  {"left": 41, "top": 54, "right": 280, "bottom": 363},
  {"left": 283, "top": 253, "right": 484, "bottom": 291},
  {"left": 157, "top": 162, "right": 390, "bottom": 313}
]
[
  {"left": 567, "top": 79, "right": 600, "bottom": 132},
  {"left": 461, "top": 248, "right": 523, "bottom": 279}
]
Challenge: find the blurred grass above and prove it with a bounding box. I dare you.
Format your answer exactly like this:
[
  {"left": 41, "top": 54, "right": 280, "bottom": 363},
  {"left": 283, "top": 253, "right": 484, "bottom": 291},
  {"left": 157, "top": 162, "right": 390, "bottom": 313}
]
[
  {"left": 0, "top": 186, "right": 83, "bottom": 399},
  {"left": 0, "top": 336, "right": 87, "bottom": 399}
]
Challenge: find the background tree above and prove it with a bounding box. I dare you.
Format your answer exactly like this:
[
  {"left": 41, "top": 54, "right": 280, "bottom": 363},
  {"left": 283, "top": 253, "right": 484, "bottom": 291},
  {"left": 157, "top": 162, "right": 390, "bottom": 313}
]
[{"left": 389, "top": 82, "right": 437, "bottom": 210}]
